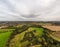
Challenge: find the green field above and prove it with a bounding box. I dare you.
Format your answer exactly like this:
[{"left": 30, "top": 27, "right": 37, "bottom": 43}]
[
  {"left": 0, "top": 25, "right": 60, "bottom": 47},
  {"left": 30, "top": 27, "right": 44, "bottom": 37},
  {"left": 9, "top": 27, "right": 44, "bottom": 47},
  {"left": 0, "top": 29, "right": 13, "bottom": 47}
]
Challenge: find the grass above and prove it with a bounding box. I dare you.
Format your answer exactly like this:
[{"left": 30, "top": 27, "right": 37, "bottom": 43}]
[
  {"left": 31, "top": 27, "right": 44, "bottom": 37},
  {"left": 0, "top": 25, "right": 59, "bottom": 47},
  {"left": 0, "top": 29, "right": 13, "bottom": 47},
  {"left": 0, "top": 26, "right": 45, "bottom": 47},
  {"left": 50, "top": 34, "right": 60, "bottom": 42},
  {"left": 26, "top": 27, "right": 44, "bottom": 37},
  {"left": 9, "top": 27, "right": 44, "bottom": 47},
  {"left": 0, "top": 29, "right": 14, "bottom": 33}
]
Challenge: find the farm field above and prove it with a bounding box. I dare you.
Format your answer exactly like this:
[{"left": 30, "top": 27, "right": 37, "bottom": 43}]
[
  {"left": 42, "top": 25, "right": 60, "bottom": 31},
  {"left": 0, "top": 29, "right": 14, "bottom": 47},
  {"left": 0, "top": 23, "right": 60, "bottom": 47}
]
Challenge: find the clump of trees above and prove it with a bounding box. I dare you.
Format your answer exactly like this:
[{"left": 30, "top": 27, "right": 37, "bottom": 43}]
[
  {"left": 40, "top": 28, "right": 60, "bottom": 47},
  {"left": 6, "top": 25, "right": 60, "bottom": 47},
  {"left": 6, "top": 25, "right": 29, "bottom": 47},
  {"left": 20, "top": 30, "right": 41, "bottom": 47},
  {"left": 20, "top": 26, "right": 60, "bottom": 47}
]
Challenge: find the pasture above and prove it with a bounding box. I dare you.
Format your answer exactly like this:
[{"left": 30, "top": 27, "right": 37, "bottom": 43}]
[{"left": 0, "top": 29, "right": 14, "bottom": 47}]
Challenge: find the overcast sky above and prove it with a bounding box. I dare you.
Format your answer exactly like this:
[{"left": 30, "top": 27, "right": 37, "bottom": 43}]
[{"left": 0, "top": 0, "right": 60, "bottom": 21}]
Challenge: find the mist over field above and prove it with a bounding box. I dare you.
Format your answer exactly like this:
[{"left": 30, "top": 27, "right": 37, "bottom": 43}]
[{"left": 0, "top": 0, "right": 60, "bottom": 21}]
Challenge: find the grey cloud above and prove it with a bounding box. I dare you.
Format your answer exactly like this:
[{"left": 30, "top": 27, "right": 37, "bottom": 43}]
[{"left": 0, "top": 0, "right": 60, "bottom": 21}]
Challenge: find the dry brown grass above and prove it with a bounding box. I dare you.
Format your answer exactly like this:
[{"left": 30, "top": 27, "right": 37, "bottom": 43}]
[
  {"left": 42, "top": 25, "right": 60, "bottom": 31},
  {"left": 42, "top": 25, "right": 60, "bottom": 40}
]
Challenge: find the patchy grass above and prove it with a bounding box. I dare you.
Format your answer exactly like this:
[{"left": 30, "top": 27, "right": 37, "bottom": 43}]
[
  {"left": 25, "top": 27, "right": 44, "bottom": 37},
  {"left": 9, "top": 27, "right": 44, "bottom": 47}
]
